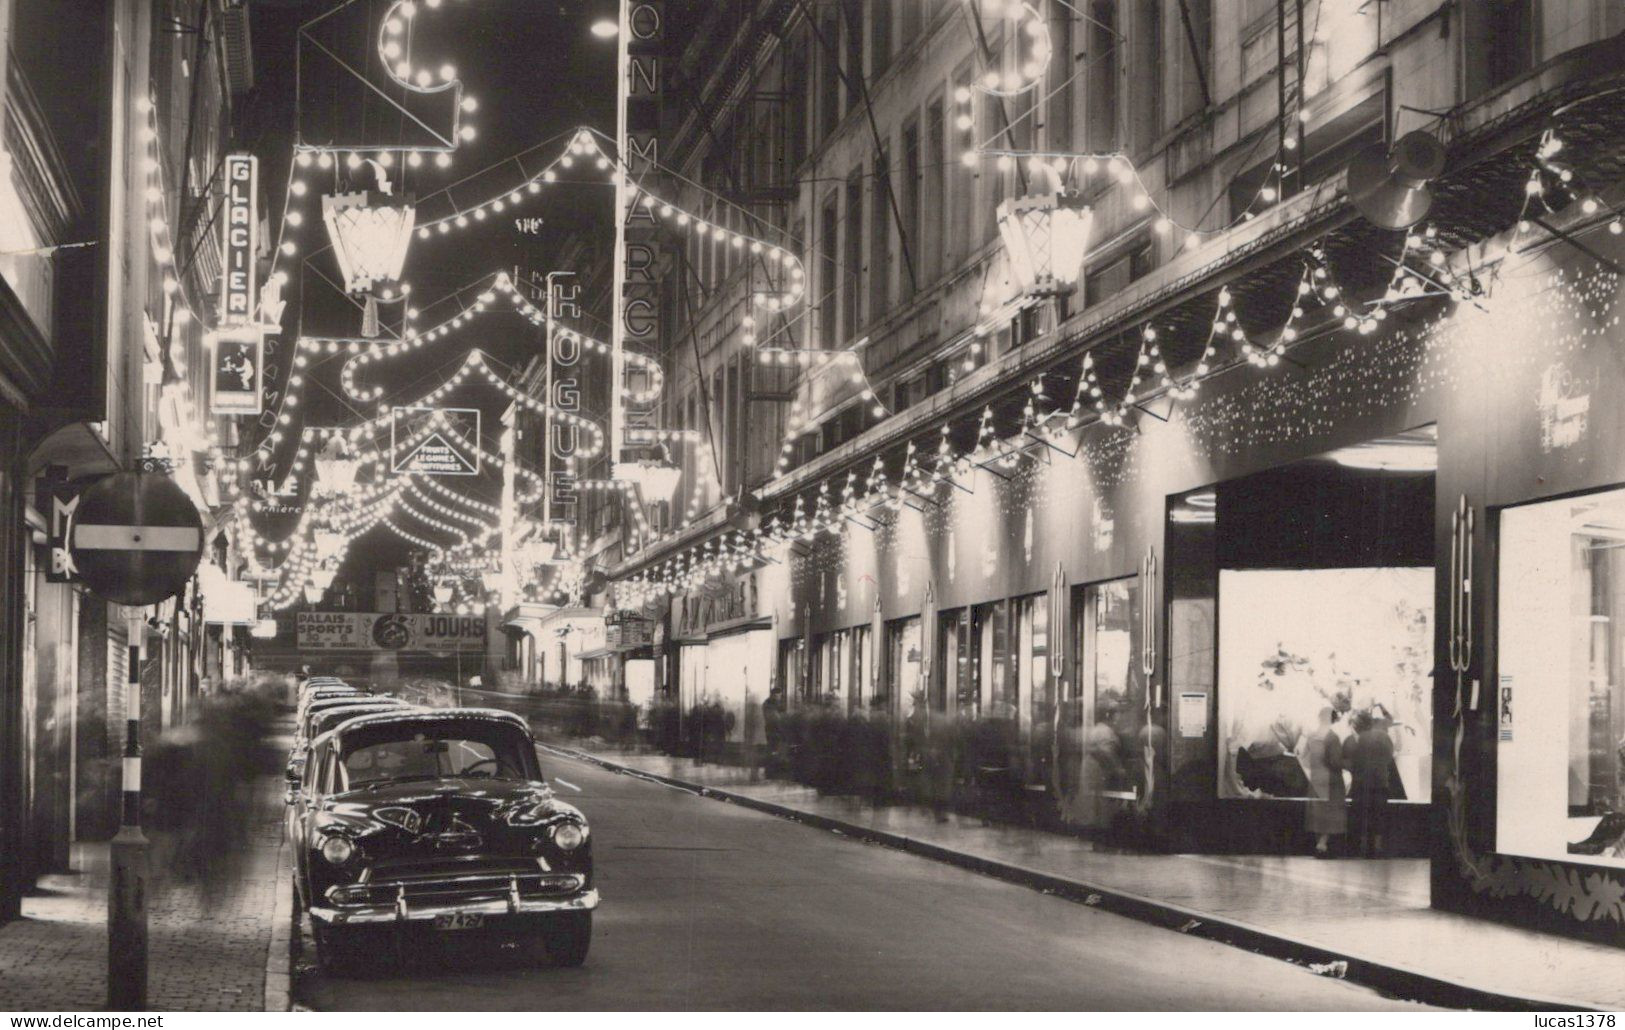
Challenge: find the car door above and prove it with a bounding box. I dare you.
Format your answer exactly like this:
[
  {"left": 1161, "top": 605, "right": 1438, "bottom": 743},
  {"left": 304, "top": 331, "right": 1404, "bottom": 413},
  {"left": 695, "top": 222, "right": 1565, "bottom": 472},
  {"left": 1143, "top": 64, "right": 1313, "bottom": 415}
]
[{"left": 291, "top": 739, "right": 329, "bottom": 901}]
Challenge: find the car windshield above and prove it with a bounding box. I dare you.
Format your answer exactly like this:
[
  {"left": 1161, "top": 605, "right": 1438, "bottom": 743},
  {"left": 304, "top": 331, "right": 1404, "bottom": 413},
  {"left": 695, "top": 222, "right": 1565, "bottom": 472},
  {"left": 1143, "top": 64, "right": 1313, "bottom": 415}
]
[{"left": 338, "top": 728, "right": 533, "bottom": 789}]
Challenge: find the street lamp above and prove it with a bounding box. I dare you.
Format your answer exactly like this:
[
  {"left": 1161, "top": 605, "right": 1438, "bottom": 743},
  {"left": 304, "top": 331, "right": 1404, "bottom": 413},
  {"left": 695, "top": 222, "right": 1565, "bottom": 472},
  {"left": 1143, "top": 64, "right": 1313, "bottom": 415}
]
[{"left": 996, "top": 188, "right": 1094, "bottom": 297}]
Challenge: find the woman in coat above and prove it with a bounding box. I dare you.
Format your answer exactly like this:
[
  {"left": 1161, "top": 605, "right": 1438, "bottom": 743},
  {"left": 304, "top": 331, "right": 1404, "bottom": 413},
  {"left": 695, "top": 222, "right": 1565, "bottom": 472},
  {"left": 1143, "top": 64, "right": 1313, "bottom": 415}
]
[
  {"left": 1304, "top": 707, "right": 1347, "bottom": 857},
  {"left": 1346, "top": 710, "right": 1395, "bottom": 857}
]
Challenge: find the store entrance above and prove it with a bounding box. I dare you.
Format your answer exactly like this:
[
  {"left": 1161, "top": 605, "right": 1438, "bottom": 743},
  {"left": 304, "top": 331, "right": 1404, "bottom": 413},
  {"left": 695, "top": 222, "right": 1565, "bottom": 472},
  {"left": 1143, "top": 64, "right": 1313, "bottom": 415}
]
[{"left": 1166, "top": 426, "right": 1437, "bottom": 856}]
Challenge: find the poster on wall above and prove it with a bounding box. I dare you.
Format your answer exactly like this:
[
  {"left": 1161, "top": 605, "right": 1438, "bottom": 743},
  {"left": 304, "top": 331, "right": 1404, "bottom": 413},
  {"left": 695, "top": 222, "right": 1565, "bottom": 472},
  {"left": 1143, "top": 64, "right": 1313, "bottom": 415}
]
[{"left": 1216, "top": 567, "right": 1433, "bottom": 803}]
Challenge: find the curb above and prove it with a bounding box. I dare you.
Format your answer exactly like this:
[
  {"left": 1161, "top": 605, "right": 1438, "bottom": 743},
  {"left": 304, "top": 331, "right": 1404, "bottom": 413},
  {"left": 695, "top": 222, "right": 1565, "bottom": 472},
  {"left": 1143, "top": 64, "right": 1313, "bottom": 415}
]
[
  {"left": 543, "top": 744, "right": 1598, "bottom": 1013},
  {"left": 263, "top": 833, "right": 294, "bottom": 1013}
]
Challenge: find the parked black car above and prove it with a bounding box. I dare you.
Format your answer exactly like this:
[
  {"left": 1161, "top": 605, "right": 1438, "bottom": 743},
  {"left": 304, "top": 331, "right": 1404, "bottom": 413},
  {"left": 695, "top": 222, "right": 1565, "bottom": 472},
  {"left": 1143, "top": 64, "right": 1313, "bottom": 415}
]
[{"left": 288, "top": 708, "right": 597, "bottom": 971}]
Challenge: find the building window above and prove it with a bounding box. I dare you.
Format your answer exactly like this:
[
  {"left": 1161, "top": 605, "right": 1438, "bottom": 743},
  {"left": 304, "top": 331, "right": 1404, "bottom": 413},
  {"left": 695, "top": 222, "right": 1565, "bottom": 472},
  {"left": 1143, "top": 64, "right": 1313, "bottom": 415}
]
[
  {"left": 820, "top": 194, "right": 839, "bottom": 347},
  {"left": 820, "top": 14, "right": 841, "bottom": 140},
  {"left": 844, "top": 0, "right": 864, "bottom": 113},
  {"left": 1165, "top": 0, "right": 1212, "bottom": 126},
  {"left": 1084, "top": 1, "right": 1120, "bottom": 152},
  {"left": 923, "top": 95, "right": 946, "bottom": 286},
  {"left": 1047, "top": 1, "right": 1076, "bottom": 154},
  {"left": 900, "top": 117, "right": 921, "bottom": 303},
  {"left": 871, "top": 0, "right": 893, "bottom": 79},
  {"left": 948, "top": 63, "right": 977, "bottom": 269},
  {"left": 1083, "top": 238, "right": 1153, "bottom": 308},
  {"left": 1497, "top": 485, "right": 1625, "bottom": 870},
  {"left": 870, "top": 144, "right": 892, "bottom": 321},
  {"left": 1465, "top": 0, "right": 1535, "bottom": 99},
  {"left": 844, "top": 169, "right": 864, "bottom": 340}
]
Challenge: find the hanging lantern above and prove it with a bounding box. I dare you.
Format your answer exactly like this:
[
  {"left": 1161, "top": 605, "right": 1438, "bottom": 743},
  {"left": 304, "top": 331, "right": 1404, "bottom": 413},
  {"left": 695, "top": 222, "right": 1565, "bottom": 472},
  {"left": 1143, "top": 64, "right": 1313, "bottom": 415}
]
[
  {"left": 322, "top": 161, "right": 417, "bottom": 295},
  {"left": 302, "top": 582, "right": 325, "bottom": 606},
  {"left": 613, "top": 460, "right": 683, "bottom": 504},
  {"left": 314, "top": 529, "right": 345, "bottom": 562},
  {"left": 314, "top": 436, "right": 360, "bottom": 495},
  {"left": 432, "top": 580, "right": 454, "bottom": 605},
  {"left": 310, "top": 566, "right": 338, "bottom": 591},
  {"left": 996, "top": 188, "right": 1094, "bottom": 297}
]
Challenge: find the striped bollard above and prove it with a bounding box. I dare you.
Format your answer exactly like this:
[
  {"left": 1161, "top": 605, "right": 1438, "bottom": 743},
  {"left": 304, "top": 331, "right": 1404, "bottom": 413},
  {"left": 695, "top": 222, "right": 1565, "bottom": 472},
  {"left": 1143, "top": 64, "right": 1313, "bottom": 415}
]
[{"left": 108, "top": 612, "right": 148, "bottom": 1010}]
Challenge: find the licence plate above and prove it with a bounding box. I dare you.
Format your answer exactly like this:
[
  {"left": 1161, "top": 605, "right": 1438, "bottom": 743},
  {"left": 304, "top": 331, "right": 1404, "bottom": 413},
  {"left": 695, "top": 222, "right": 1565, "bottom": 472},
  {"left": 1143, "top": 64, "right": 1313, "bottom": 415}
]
[{"left": 433, "top": 912, "right": 485, "bottom": 931}]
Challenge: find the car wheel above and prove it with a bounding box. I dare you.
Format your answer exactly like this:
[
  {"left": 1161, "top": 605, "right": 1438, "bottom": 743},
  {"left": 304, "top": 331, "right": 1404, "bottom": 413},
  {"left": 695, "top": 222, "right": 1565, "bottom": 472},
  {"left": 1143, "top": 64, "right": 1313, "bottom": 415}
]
[{"left": 542, "top": 911, "right": 592, "bottom": 967}]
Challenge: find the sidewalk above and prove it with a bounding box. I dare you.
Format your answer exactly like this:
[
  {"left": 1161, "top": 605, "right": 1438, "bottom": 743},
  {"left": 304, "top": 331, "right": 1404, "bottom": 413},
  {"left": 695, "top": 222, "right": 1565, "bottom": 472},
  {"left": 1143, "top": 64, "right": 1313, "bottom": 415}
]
[
  {"left": 0, "top": 765, "right": 289, "bottom": 1012},
  {"left": 547, "top": 744, "right": 1625, "bottom": 1012}
]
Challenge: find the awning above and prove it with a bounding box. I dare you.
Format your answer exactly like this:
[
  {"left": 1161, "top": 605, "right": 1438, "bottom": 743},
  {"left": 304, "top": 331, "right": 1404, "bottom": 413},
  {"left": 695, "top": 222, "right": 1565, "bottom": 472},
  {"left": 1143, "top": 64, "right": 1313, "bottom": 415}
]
[
  {"left": 576, "top": 648, "right": 614, "bottom": 662},
  {"left": 27, "top": 421, "right": 119, "bottom": 480}
]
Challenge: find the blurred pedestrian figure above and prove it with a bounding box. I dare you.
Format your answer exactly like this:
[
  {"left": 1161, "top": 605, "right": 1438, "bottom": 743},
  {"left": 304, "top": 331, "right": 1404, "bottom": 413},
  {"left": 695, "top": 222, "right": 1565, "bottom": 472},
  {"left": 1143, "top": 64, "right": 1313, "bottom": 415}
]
[
  {"left": 1346, "top": 710, "right": 1394, "bottom": 857},
  {"left": 1305, "top": 707, "right": 1347, "bottom": 857}
]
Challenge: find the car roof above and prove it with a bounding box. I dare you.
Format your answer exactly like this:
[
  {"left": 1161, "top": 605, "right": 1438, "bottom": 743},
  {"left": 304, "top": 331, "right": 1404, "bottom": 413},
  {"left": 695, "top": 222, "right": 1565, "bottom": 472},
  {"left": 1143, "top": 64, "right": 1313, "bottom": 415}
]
[
  {"left": 308, "top": 703, "right": 416, "bottom": 734},
  {"left": 302, "top": 695, "right": 401, "bottom": 716},
  {"left": 311, "top": 707, "right": 532, "bottom": 751}
]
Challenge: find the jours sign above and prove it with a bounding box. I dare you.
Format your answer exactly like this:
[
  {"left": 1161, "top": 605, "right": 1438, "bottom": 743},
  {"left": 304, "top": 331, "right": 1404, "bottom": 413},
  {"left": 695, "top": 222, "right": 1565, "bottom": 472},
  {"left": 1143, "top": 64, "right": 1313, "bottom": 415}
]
[{"left": 296, "top": 612, "right": 488, "bottom": 653}]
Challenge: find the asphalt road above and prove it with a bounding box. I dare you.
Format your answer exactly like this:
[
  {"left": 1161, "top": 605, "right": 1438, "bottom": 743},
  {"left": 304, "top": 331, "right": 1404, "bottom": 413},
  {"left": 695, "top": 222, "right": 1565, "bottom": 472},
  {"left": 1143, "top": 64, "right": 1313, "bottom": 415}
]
[{"left": 295, "top": 753, "right": 1428, "bottom": 1011}]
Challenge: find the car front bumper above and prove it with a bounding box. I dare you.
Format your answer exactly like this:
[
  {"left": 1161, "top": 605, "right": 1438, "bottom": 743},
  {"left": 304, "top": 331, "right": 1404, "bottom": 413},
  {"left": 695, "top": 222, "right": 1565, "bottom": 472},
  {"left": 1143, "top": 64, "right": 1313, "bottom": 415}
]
[{"left": 308, "top": 877, "right": 598, "bottom": 929}]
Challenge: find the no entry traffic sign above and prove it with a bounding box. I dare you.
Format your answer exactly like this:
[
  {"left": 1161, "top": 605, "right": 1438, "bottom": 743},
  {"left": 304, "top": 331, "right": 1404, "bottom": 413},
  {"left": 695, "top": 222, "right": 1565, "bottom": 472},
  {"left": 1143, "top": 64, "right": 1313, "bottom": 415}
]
[{"left": 69, "top": 471, "right": 205, "bottom": 606}]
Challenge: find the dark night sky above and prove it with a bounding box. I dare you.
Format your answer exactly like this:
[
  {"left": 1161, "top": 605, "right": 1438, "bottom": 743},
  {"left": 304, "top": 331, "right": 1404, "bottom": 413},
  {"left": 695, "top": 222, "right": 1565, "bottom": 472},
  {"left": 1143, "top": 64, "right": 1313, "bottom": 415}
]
[{"left": 242, "top": 0, "right": 629, "bottom": 586}]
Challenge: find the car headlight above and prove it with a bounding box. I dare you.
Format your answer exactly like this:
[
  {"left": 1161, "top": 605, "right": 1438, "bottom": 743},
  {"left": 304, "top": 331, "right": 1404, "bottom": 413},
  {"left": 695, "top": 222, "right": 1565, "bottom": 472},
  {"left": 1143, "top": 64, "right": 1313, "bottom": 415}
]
[
  {"left": 551, "top": 822, "right": 587, "bottom": 852},
  {"left": 319, "top": 835, "right": 356, "bottom": 865}
]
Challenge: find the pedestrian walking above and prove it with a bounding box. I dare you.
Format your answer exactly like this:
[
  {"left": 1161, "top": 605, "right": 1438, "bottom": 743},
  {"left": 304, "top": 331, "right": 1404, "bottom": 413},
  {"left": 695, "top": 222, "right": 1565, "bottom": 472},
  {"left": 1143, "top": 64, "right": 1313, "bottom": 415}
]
[
  {"left": 1304, "top": 707, "right": 1347, "bottom": 857},
  {"left": 1345, "top": 710, "right": 1394, "bottom": 857}
]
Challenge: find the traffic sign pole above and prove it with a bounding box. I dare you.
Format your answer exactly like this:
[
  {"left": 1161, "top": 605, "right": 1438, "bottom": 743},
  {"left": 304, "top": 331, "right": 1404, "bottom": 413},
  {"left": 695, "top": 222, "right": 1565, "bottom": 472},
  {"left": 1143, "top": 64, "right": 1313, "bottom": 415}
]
[{"left": 108, "top": 611, "right": 147, "bottom": 1010}]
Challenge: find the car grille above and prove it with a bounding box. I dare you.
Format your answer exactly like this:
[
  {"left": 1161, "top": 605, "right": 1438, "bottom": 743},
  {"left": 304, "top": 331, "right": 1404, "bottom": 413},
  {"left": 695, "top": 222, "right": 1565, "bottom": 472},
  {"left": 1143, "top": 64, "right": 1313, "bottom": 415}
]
[{"left": 327, "top": 858, "right": 583, "bottom": 909}]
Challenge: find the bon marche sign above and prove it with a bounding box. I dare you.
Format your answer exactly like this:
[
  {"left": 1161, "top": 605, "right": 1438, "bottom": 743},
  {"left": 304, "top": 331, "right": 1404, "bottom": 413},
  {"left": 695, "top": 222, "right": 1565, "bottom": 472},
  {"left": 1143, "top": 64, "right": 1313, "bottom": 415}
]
[
  {"left": 220, "top": 153, "right": 258, "bottom": 326},
  {"left": 297, "top": 612, "right": 487, "bottom": 653}
]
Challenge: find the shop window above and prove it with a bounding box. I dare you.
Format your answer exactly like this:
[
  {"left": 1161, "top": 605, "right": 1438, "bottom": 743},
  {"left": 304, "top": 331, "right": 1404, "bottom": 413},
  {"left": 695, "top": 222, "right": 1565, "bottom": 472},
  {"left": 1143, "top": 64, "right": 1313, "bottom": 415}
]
[
  {"left": 1214, "top": 427, "right": 1436, "bottom": 805},
  {"left": 779, "top": 638, "right": 805, "bottom": 705},
  {"left": 1074, "top": 578, "right": 1145, "bottom": 800},
  {"left": 973, "top": 600, "right": 1013, "bottom": 718},
  {"left": 937, "top": 608, "right": 969, "bottom": 713},
  {"left": 1014, "top": 593, "right": 1051, "bottom": 728},
  {"left": 885, "top": 616, "right": 923, "bottom": 716},
  {"left": 1498, "top": 487, "right": 1625, "bottom": 869},
  {"left": 847, "top": 624, "right": 872, "bottom": 712}
]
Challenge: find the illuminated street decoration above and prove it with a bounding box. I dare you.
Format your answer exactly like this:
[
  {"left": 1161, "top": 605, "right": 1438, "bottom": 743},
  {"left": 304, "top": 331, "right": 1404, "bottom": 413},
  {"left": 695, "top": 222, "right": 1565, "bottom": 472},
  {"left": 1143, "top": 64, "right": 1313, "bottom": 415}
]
[
  {"left": 322, "top": 164, "right": 418, "bottom": 295},
  {"left": 996, "top": 189, "right": 1094, "bottom": 297}
]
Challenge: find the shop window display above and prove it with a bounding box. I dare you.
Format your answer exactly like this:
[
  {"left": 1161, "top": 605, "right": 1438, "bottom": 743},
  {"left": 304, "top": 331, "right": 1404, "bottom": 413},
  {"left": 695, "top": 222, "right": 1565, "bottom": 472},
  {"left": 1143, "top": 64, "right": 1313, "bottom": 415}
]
[
  {"left": 886, "top": 616, "right": 923, "bottom": 717},
  {"left": 1498, "top": 487, "right": 1625, "bottom": 867},
  {"left": 1216, "top": 567, "right": 1433, "bottom": 803}
]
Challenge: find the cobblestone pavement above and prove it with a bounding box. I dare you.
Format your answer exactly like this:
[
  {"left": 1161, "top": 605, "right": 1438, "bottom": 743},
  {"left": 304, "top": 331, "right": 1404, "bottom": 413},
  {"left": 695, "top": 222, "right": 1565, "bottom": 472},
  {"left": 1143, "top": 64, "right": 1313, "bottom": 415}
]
[{"left": 0, "top": 775, "right": 286, "bottom": 1012}]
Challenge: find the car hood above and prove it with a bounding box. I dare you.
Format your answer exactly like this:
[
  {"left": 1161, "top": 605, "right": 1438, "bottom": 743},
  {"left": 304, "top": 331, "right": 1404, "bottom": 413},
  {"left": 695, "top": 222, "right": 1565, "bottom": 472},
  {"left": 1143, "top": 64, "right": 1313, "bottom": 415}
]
[{"left": 321, "top": 778, "right": 584, "bottom": 839}]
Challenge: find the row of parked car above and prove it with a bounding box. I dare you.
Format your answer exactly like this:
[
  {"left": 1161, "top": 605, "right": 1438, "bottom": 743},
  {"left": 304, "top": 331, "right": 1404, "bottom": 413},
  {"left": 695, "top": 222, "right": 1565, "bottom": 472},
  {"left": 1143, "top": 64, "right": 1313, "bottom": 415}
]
[{"left": 286, "top": 676, "right": 599, "bottom": 973}]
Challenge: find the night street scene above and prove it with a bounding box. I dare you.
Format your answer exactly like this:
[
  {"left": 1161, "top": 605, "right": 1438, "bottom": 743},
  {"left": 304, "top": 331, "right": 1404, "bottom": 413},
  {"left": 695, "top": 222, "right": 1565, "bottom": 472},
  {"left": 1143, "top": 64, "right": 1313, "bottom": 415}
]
[{"left": 2, "top": 0, "right": 1625, "bottom": 1018}]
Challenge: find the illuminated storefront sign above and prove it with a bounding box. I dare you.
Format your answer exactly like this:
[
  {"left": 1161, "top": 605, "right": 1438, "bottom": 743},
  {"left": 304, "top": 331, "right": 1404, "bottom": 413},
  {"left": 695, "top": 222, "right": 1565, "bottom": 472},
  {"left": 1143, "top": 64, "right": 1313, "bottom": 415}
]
[
  {"left": 210, "top": 327, "right": 263, "bottom": 415},
  {"left": 547, "top": 273, "right": 580, "bottom": 527},
  {"left": 220, "top": 153, "right": 258, "bottom": 325}
]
